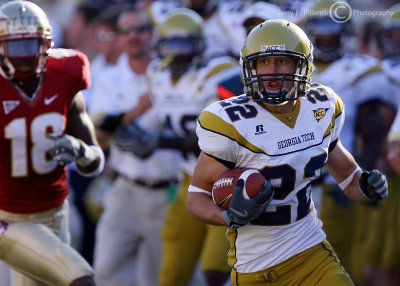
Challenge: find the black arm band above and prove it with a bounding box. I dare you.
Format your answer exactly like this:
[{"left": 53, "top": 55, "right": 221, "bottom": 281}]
[
  {"left": 204, "top": 153, "right": 236, "bottom": 169},
  {"left": 97, "top": 113, "right": 124, "bottom": 132},
  {"left": 328, "top": 138, "right": 338, "bottom": 153},
  {"left": 158, "top": 136, "right": 185, "bottom": 149}
]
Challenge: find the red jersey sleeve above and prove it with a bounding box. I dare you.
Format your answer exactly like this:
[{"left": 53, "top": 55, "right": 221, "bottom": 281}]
[{"left": 46, "top": 49, "right": 91, "bottom": 99}]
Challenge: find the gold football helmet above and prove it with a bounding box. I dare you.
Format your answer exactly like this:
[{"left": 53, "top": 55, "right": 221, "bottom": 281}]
[
  {"left": 378, "top": 3, "right": 400, "bottom": 59},
  {"left": 300, "top": 0, "right": 352, "bottom": 62},
  {"left": 0, "top": 0, "right": 53, "bottom": 81},
  {"left": 241, "top": 19, "right": 314, "bottom": 105},
  {"left": 157, "top": 8, "right": 205, "bottom": 77}
]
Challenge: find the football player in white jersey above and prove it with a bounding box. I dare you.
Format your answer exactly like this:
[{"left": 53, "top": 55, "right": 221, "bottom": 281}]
[
  {"left": 89, "top": 6, "right": 181, "bottom": 286},
  {"left": 181, "top": 0, "right": 241, "bottom": 59},
  {"left": 186, "top": 19, "right": 388, "bottom": 285},
  {"left": 146, "top": 0, "right": 184, "bottom": 26},
  {"left": 299, "top": 0, "right": 397, "bottom": 281},
  {"left": 113, "top": 8, "right": 240, "bottom": 286},
  {"left": 374, "top": 4, "right": 400, "bottom": 286}
]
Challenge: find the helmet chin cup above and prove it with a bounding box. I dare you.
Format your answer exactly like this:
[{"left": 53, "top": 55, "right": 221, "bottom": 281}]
[{"left": 254, "top": 81, "right": 297, "bottom": 105}]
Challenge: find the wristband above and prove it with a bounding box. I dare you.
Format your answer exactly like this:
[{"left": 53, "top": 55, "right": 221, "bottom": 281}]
[
  {"left": 338, "top": 166, "right": 361, "bottom": 190},
  {"left": 74, "top": 145, "right": 105, "bottom": 177},
  {"left": 188, "top": 184, "right": 211, "bottom": 196}
]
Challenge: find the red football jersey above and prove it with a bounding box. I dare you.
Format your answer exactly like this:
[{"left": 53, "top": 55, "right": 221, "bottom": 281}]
[{"left": 0, "top": 49, "right": 91, "bottom": 213}]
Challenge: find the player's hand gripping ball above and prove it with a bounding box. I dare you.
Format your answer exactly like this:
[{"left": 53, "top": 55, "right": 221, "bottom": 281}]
[{"left": 212, "top": 168, "right": 266, "bottom": 210}]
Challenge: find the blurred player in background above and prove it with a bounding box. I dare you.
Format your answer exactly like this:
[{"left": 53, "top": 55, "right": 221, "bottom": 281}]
[
  {"left": 62, "top": 1, "right": 104, "bottom": 266},
  {"left": 85, "top": 4, "right": 125, "bottom": 106},
  {"left": 299, "top": 0, "right": 397, "bottom": 282},
  {"left": 182, "top": 0, "right": 243, "bottom": 59},
  {"left": 112, "top": 8, "right": 239, "bottom": 286},
  {"left": 63, "top": 2, "right": 101, "bottom": 61},
  {"left": 146, "top": 0, "right": 184, "bottom": 26},
  {"left": 89, "top": 6, "right": 180, "bottom": 286},
  {"left": 187, "top": 19, "right": 388, "bottom": 286},
  {"left": 371, "top": 4, "right": 400, "bottom": 286},
  {"left": 147, "top": 0, "right": 252, "bottom": 59},
  {"left": 0, "top": 1, "right": 104, "bottom": 285},
  {"left": 216, "top": 1, "right": 282, "bottom": 100}
]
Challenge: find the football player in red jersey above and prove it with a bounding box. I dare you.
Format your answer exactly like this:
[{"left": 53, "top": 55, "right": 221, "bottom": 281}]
[{"left": 0, "top": 1, "right": 104, "bottom": 286}]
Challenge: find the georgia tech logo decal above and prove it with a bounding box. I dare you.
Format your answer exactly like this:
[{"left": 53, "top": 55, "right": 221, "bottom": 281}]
[{"left": 313, "top": 108, "right": 329, "bottom": 121}]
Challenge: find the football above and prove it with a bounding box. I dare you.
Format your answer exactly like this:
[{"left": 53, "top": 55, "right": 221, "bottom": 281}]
[{"left": 212, "top": 168, "right": 266, "bottom": 210}]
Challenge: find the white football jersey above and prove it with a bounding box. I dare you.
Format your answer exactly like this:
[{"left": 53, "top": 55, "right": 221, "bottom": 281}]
[
  {"left": 312, "top": 54, "right": 393, "bottom": 184},
  {"left": 382, "top": 57, "right": 400, "bottom": 108},
  {"left": 216, "top": 0, "right": 250, "bottom": 57},
  {"left": 202, "top": 10, "right": 234, "bottom": 58},
  {"left": 382, "top": 57, "right": 400, "bottom": 86},
  {"left": 88, "top": 53, "right": 181, "bottom": 181},
  {"left": 196, "top": 84, "right": 345, "bottom": 272},
  {"left": 313, "top": 55, "right": 375, "bottom": 150},
  {"left": 384, "top": 58, "right": 400, "bottom": 140},
  {"left": 146, "top": 56, "right": 240, "bottom": 175}
]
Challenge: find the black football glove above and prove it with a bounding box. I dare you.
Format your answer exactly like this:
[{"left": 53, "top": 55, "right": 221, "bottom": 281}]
[
  {"left": 97, "top": 113, "right": 124, "bottom": 133},
  {"left": 359, "top": 169, "right": 388, "bottom": 202},
  {"left": 158, "top": 133, "right": 200, "bottom": 159},
  {"left": 222, "top": 179, "right": 274, "bottom": 229},
  {"left": 114, "top": 121, "right": 159, "bottom": 159}
]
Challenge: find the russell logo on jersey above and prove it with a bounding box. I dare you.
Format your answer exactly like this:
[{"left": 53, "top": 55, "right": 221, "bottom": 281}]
[{"left": 255, "top": 125, "right": 267, "bottom": 135}]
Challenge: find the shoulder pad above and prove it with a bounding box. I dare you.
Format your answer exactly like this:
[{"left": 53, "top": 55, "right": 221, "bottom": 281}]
[
  {"left": 319, "top": 53, "right": 380, "bottom": 88},
  {"left": 350, "top": 64, "right": 383, "bottom": 86},
  {"left": 47, "top": 48, "right": 91, "bottom": 90},
  {"left": 204, "top": 56, "right": 238, "bottom": 79},
  {"left": 308, "top": 82, "right": 339, "bottom": 101},
  {"left": 382, "top": 58, "right": 400, "bottom": 85}
]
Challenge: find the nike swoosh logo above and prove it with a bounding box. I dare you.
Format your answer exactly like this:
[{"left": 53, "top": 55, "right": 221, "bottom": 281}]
[
  {"left": 230, "top": 208, "right": 248, "bottom": 217},
  {"left": 44, "top": 94, "right": 58, "bottom": 105},
  {"left": 218, "top": 194, "right": 232, "bottom": 207}
]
